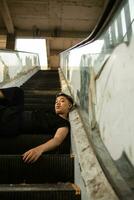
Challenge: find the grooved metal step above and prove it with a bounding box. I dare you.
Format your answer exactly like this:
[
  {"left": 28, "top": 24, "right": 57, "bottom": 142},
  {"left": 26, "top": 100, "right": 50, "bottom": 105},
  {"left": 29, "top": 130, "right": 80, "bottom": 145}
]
[
  {"left": 24, "top": 97, "right": 56, "bottom": 104},
  {"left": 24, "top": 104, "right": 54, "bottom": 111},
  {"left": 23, "top": 90, "right": 59, "bottom": 96},
  {"left": 0, "top": 134, "right": 70, "bottom": 154},
  {"left": 22, "top": 87, "right": 60, "bottom": 91},
  {"left": 24, "top": 95, "right": 55, "bottom": 103},
  {"left": 0, "top": 183, "right": 81, "bottom": 200},
  {"left": 22, "top": 82, "right": 60, "bottom": 87},
  {"left": 24, "top": 103, "right": 54, "bottom": 110},
  {"left": 21, "top": 70, "right": 61, "bottom": 91},
  {"left": 0, "top": 155, "right": 74, "bottom": 184}
]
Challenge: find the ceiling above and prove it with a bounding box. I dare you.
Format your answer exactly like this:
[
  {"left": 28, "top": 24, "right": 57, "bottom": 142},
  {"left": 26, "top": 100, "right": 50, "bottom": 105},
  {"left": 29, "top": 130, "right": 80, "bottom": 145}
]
[{"left": 0, "top": 0, "right": 106, "bottom": 67}]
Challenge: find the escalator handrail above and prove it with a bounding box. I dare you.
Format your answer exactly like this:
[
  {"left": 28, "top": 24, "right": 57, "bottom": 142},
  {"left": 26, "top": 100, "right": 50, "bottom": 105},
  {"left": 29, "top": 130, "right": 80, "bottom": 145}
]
[{"left": 62, "top": 0, "right": 122, "bottom": 52}]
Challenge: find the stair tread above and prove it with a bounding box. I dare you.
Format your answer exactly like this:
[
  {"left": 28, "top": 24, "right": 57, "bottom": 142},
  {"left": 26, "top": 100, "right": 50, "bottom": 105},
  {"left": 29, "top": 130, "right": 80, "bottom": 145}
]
[
  {"left": 0, "top": 183, "right": 76, "bottom": 191},
  {"left": 0, "top": 134, "right": 70, "bottom": 154},
  {"left": 0, "top": 154, "right": 74, "bottom": 184},
  {"left": 23, "top": 90, "right": 60, "bottom": 95},
  {"left": 0, "top": 154, "right": 72, "bottom": 157}
]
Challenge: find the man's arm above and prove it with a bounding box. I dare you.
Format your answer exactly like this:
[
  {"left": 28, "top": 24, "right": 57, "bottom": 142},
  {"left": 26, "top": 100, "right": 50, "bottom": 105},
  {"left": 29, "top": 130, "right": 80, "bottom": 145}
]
[{"left": 22, "top": 127, "right": 69, "bottom": 163}]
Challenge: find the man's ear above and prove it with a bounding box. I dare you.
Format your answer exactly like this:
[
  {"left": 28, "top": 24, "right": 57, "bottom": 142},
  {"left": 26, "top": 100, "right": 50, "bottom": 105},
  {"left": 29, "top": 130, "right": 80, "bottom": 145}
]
[{"left": 68, "top": 103, "right": 73, "bottom": 110}]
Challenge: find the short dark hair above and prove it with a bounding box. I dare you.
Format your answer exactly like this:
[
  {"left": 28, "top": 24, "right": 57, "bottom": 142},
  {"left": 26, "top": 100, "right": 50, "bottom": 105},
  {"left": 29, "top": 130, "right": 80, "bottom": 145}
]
[{"left": 56, "top": 92, "right": 74, "bottom": 105}]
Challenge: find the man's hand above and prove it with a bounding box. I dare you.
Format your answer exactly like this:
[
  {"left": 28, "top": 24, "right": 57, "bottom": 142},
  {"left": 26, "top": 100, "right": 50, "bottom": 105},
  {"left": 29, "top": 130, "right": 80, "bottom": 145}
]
[
  {"left": 22, "top": 127, "right": 69, "bottom": 163},
  {"left": 22, "top": 146, "right": 43, "bottom": 163}
]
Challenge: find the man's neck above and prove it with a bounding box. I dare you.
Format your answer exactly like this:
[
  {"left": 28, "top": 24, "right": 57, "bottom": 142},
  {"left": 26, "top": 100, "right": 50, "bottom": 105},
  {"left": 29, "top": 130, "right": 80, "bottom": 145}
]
[{"left": 58, "top": 113, "right": 68, "bottom": 120}]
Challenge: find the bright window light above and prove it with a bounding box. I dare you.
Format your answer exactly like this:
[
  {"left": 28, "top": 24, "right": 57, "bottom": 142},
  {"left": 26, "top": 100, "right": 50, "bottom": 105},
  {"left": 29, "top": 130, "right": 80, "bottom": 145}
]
[{"left": 15, "top": 38, "right": 48, "bottom": 70}]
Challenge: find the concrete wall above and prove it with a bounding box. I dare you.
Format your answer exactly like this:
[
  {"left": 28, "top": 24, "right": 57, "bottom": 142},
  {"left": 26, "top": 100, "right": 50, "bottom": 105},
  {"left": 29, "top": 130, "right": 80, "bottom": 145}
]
[
  {"left": 96, "top": 35, "right": 134, "bottom": 165},
  {"left": 59, "top": 69, "right": 118, "bottom": 200}
]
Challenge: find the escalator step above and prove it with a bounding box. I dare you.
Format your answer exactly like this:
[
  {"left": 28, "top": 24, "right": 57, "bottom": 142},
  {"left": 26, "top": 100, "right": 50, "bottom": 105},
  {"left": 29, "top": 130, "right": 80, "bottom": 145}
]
[
  {"left": 24, "top": 103, "right": 54, "bottom": 110},
  {"left": 21, "top": 70, "right": 61, "bottom": 92},
  {"left": 0, "top": 134, "right": 70, "bottom": 154},
  {"left": 0, "top": 155, "right": 74, "bottom": 183},
  {"left": 23, "top": 90, "right": 59, "bottom": 96},
  {"left": 24, "top": 104, "right": 54, "bottom": 111},
  {"left": 24, "top": 97, "right": 55, "bottom": 104},
  {"left": 0, "top": 183, "right": 81, "bottom": 200},
  {"left": 22, "top": 87, "right": 60, "bottom": 91},
  {"left": 22, "top": 81, "right": 60, "bottom": 85},
  {"left": 22, "top": 82, "right": 60, "bottom": 87},
  {"left": 24, "top": 100, "right": 55, "bottom": 107},
  {"left": 24, "top": 96, "right": 56, "bottom": 102}
]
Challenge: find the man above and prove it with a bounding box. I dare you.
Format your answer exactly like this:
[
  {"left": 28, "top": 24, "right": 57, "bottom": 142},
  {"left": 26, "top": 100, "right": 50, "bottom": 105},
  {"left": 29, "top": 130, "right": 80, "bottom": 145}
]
[{"left": 0, "top": 87, "right": 73, "bottom": 163}]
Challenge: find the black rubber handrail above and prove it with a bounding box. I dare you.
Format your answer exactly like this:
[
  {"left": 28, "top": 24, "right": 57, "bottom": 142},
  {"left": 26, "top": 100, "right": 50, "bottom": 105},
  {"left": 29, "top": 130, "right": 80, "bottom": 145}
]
[{"left": 63, "top": 0, "right": 122, "bottom": 52}]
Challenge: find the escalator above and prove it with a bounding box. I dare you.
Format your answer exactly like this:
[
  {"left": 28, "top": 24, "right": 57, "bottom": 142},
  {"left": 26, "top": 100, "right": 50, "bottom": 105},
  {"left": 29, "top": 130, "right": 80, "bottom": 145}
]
[{"left": 0, "top": 70, "right": 81, "bottom": 200}]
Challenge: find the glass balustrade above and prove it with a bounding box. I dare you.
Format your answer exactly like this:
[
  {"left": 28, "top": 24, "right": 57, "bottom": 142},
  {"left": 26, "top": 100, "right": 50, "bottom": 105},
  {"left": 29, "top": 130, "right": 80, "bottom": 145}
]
[
  {"left": 0, "top": 49, "right": 40, "bottom": 86},
  {"left": 60, "top": 0, "right": 134, "bottom": 166}
]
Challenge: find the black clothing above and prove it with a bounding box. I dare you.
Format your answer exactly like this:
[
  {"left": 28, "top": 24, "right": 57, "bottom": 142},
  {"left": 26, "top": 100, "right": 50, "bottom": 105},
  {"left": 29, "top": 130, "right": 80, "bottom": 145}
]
[
  {"left": 22, "top": 109, "right": 71, "bottom": 153},
  {"left": 0, "top": 87, "right": 70, "bottom": 139},
  {"left": 0, "top": 87, "right": 24, "bottom": 106},
  {"left": 30, "top": 109, "right": 70, "bottom": 135},
  {"left": 0, "top": 87, "right": 24, "bottom": 136}
]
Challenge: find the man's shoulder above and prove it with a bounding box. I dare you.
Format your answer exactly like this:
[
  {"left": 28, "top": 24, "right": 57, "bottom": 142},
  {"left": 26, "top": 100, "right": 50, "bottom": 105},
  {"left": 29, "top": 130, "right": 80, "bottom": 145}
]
[{"left": 56, "top": 115, "right": 70, "bottom": 127}]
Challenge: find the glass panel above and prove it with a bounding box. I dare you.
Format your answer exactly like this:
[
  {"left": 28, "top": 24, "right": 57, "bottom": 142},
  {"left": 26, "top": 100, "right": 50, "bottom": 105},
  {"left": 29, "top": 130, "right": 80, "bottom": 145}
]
[
  {"left": 60, "top": 0, "right": 134, "bottom": 166},
  {"left": 0, "top": 50, "right": 40, "bottom": 85},
  {"left": 60, "top": 0, "right": 133, "bottom": 117}
]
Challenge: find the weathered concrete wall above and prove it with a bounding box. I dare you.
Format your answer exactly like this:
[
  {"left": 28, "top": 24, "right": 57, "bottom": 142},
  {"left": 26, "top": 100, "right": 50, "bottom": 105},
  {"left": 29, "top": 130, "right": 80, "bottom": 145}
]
[
  {"left": 59, "top": 69, "right": 118, "bottom": 200},
  {"left": 96, "top": 36, "right": 134, "bottom": 165}
]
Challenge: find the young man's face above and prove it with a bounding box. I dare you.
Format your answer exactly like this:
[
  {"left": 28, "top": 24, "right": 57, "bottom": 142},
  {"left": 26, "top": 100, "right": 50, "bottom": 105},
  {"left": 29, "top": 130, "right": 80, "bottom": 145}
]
[{"left": 55, "top": 95, "right": 72, "bottom": 115}]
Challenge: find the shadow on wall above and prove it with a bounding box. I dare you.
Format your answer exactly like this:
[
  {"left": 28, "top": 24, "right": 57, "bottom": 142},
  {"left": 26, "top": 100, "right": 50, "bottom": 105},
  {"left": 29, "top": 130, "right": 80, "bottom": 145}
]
[{"left": 115, "top": 151, "right": 134, "bottom": 188}]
